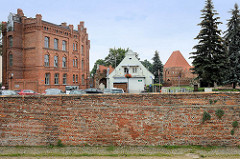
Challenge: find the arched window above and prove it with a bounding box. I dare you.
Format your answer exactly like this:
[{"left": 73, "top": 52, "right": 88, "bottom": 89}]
[
  {"left": 54, "top": 38, "right": 58, "bottom": 50},
  {"left": 73, "top": 57, "right": 78, "bottom": 67},
  {"left": 82, "top": 74, "right": 85, "bottom": 85},
  {"left": 75, "top": 43, "right": 78, "bottom": 51},
  {"left": 44, "top": 54, "right": 49, "bottom": 67},
  {"left": 62, "top": 40, "right": 67, "bottom": 51},
  {"left": 9, "top": 54, "right": 13, "bottom": 67},
  {"left": 62, "top": 56, "right": 67, "bottom": 68},
  {"left": 54, "top": 55, "right": 58, "bottom": 67},
  {"left": 81, "top": 60, "right": 84, "bottom": 71},
  {"left": 81, "top": 45, "right": 84, "bottom": 55},
  {"left": 8, "top": 36, "right": 13, "bottom": 48},
  {"left": 44, "top": 37, "right": 49, "bottom": 48}
]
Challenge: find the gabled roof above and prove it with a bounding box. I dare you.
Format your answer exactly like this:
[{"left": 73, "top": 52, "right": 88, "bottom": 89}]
[{"left": 164, "top": 50, "right": 191, "bottom": 69}]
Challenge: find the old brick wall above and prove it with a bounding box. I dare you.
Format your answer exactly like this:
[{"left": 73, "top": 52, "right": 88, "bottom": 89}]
[{"left": 0, "top": 93, "right": 240, "bottom": 146}]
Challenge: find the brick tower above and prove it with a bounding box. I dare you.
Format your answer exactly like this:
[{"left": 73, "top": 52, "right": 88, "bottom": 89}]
[{"left": 163, "top": 50, "right": 195, "bottom": 86}]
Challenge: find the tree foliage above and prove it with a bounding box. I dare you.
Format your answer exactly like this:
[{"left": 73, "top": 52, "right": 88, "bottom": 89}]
[
  {"left": 152, "top": 50, "right": 163, "bottom": 84},
  {"left": 190, "top": 0, "right": 227, "bottom": 87},
  {"left": 223, "top": 3, "right": 240, "bottom": 89},
  {"left": 141, "top": 59, "right": 153, "bottom": 74},
  {"left": 90, "top": 59, "right": 106, "bottom": 77},
  {"left": 104, "top": 48, "right": 129, "bottom": 68}
]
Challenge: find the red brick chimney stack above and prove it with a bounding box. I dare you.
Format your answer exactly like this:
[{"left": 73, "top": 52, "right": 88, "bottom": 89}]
[
  {"left": 61, "top": 22, "right": 67, "bottom": 27},
  {"left": 17, "top": 8, "right": 24, "bottom": 17}
]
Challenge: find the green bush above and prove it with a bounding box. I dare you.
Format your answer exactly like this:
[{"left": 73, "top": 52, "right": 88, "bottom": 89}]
[
  {"left": 202, "top": 111, "right": 211, "bottom": 123},
  {"left": 232, "top": 121, "right": 239, "bottom": 128},
  {"left": 106, "top": 145, "right": 115, "bottom": 151},
  {"left": 57, "top": 140, "right": 64, "bottom": 147},
  {"left": 215, "top": 109, "right": 224, "bottom": 119},
  {"left": 231, "top": 129, "right": 235, "bottom": 135},
  {"left": 198, "top": 88, "right": 205, "bottom": 92}
]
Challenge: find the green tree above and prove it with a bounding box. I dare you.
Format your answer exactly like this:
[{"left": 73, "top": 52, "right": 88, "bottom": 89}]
[
  {"left": 190, "top": 0, "right": 227, "bottom": 87},
  {"left": 90, "top": 59, "right": 106, "bottom": 77},
  {"left": 141, "top": 59, "right": 153, "bottom": 74},
  {"left": 223, "top": 3, "right": 240, "bottom": 89},
  {"left": 152, "top": 50, "right": 163, "bottom": 84},
  {"left": 104, "top": 48, "right": 129, "bottom": 68}
]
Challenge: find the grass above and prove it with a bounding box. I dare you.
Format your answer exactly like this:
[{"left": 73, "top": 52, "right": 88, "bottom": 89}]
[
  {"left": 0, "top": 145, "right": 239, "bottom": 157},
  {"left": 0, "top": 153, "right": 172, "bottom": 157}
]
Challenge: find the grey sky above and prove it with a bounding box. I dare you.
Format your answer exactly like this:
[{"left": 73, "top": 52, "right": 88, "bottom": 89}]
[{"left": 1, "top": 0, "right": 238, "bottom": 70}]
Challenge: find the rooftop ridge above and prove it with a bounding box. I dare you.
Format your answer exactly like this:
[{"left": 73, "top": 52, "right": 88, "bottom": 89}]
[{"left": 164, "top": 50, "right": 191, "bottom": 69}]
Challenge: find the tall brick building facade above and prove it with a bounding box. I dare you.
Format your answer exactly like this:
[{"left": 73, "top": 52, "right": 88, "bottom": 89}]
[{"left": 2, "top": 9, "right": 90, "bottom": 93}]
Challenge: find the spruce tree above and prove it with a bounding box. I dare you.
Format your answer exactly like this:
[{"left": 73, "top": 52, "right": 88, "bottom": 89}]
[
  {"left": 141, "top": 59, "right": 153, "bottom": 74},
  {"left": 224, "top": 3, "right": 240, "bottom": 89},
  {"left": 190, "top": 0, "right": 227, "bottom": 87},
  {"left": 152, "top": 50, "right": 163, "bottom": 84}
]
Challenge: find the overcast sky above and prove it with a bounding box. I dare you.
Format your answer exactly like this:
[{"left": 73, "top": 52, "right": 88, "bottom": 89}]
[{"left": 1, "top": 0, "right": 238, "bottom": 70}]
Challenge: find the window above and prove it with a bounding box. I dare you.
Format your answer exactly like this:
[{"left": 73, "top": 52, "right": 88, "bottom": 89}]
[
  {"left": 76, "top": 75, "right": 78, "bottom": 83},
  {"left": 9, "top": 36, "right": 13, "bottom": 47},
  {"left": 82, "top": 75, "right": 85, "bottom": 85},
  {"left": 44, "top": 37, "right": 49, "bottom": 48},
  {"left": 62, "top": 57, "right": 66, "bottom": 68},
  {"left": 62, "top": 40, "right": 67, "bottom": 51},
  {"left": 81, "top": 45, "right": 84, "bottom": 55},
  {"left": 75, "top": 43, "right": 77, "bottom": 51},
  {"left": 63, "top": 74, "right": 67, "bottom": 85},
  {"left": 73, "top": 43, "right": 75, "bottom": 51},
  {"left": 73, "top": 58, "right": 78, "bottom": 67},
  {"left": 81, "top": 60, "right": 84, "bottom": 71},
  {"left": 54, "top": 56, "right": 58, "bottom": 67},
  {"left": 73, "top": 74, "right": 75, "bottom": 83},
  {"left": 54, "top": 73, "right": 59, "bottom": 85},
  {"left": 75, "top": 59, "right": 78, "bottom": 67},
  {"left": 45, "top": 73, "right": 50, "bottom": 85},
  {"left": 124, "top": 68, "right": 129, "bottom": 74},
  {"left": 9, "top": 54, "right": 13, "bottom": 67},
  {"left": 44, "top": 54, "right": 49, "bottom": 67},
  {"left": 54, "top": 38, "right": 58, "bottom": 50},
  {"left": 132, "top": 67, "right": 137, "bottom": 73}
]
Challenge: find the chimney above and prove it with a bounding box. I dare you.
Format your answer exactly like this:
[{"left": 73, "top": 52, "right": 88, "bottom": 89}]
[
  {"left": 17, "top": 8, "right": 24, "bottom": 17},
  {"left": 78, "top": 21, "right": 84, "bottom": 32},
  {"left": 61, "top": 22, "right": 67, "bottom": 27},
  {"left": 69, "top": 24, "right": 73, "bottom": 34},
  {"left": 36, "top": 14, "right": 42, "bottom": 26}
]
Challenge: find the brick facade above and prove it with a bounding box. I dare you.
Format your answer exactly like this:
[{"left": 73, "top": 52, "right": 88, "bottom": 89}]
[
  {"left": 163, "top": 51, "right": 196, "bottom": 86},
  {"left": 0, "top": 93, "right": 240, "bottom": 146},
  {"left": 2, "top": 9, "right": 90, "bottom": 93}
]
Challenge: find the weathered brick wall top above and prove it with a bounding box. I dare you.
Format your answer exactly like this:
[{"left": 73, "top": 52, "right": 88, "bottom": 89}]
[{"left": 0, "top": 93, "right": 239, "bottom": 146}]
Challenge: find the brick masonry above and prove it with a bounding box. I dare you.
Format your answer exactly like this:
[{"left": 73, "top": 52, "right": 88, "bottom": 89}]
[{"left": 0, "top": 93, "right": 240, "bottom": 146}]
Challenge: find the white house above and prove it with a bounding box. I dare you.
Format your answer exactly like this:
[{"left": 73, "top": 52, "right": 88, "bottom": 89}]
[{"left": 107, "top": 50, "right": 154, "bottom": 93}]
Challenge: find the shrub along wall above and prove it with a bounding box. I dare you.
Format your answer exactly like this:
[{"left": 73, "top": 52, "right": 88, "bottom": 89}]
[{"left": 0, "top": 93, "right": 239, "bottom": 146}]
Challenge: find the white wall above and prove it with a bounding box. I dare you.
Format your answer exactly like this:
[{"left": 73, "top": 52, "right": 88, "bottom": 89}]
[
  {"left": 129, "top": 77, "right": 145, "bottom": 93},
  {"left": 107, "top": 50, "right": 154, "bottom": 93}
]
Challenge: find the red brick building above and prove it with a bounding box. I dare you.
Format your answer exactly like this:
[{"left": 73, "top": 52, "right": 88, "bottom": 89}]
[
  {"left": 163, "top": 50, "right": 195, "bottom": 86},
  {"left": 94, "top": 65, "right": 114, "bottom": 89},
  {"left": 2, "top": 9, "right": 90, "bottom": 93}
]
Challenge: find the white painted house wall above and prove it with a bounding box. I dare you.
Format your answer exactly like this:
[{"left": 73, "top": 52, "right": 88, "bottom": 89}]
[{"left": 107, "top": 50, "right": 154, "bottom": 93}]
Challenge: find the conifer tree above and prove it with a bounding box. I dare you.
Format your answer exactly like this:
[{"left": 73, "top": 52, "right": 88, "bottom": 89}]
[
  {"left": 224, "top": 3, "right": 240, "bottom": 89},
  {"left": 152, "top": 50, "right": 163, "bottom": 84},
  {"left": 141, "top": 59, "right": 153, "bottom": 74},
  {"left": 190, "top": 0, "right": 227, "bottom": 87}
]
